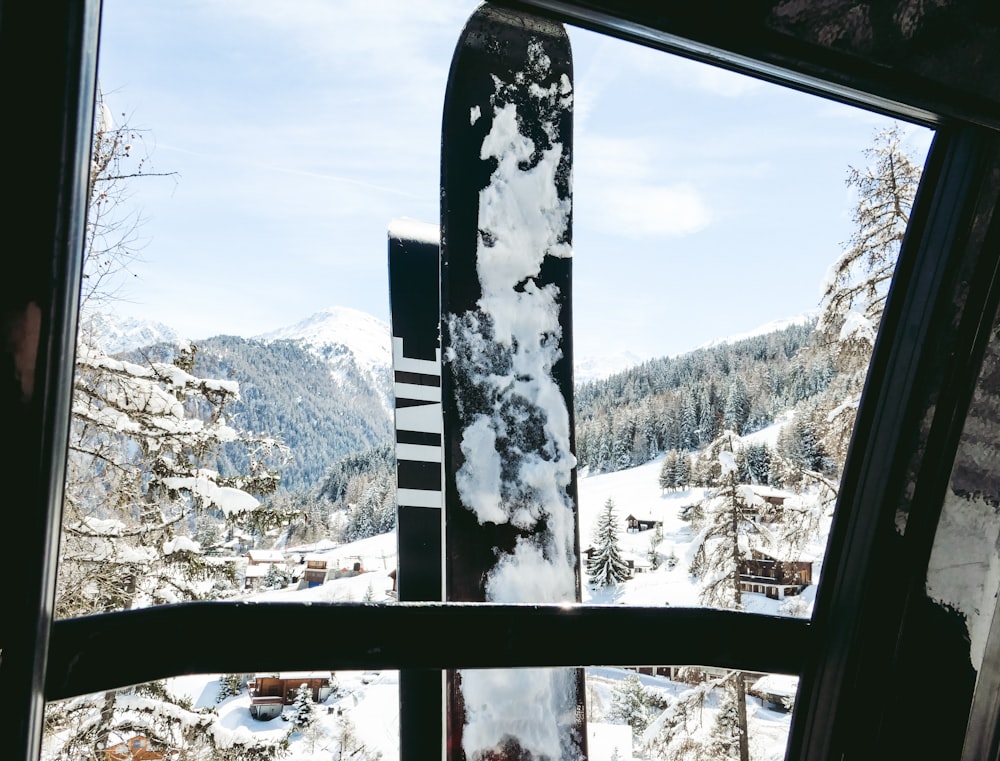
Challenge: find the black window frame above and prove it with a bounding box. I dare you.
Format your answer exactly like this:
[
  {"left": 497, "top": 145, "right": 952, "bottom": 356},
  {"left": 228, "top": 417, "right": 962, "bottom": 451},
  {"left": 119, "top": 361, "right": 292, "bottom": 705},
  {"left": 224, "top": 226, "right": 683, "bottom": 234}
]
[{"left": 5, "top": 2, "right": 1000, "bottom": 761}]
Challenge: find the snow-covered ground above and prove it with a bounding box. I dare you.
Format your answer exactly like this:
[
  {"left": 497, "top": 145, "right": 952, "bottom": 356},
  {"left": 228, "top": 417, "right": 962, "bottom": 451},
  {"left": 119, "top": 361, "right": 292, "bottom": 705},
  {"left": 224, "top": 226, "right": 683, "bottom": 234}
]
[{"left": 156, "top": 422, "right": 827, "bottom": 760}]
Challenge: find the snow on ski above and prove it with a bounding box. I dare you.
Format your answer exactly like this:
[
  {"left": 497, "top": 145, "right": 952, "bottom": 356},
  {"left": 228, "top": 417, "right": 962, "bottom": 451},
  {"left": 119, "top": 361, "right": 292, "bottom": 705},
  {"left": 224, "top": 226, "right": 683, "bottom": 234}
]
[{"left": 440, "top": 4, "right": 586, "bottom": 760}]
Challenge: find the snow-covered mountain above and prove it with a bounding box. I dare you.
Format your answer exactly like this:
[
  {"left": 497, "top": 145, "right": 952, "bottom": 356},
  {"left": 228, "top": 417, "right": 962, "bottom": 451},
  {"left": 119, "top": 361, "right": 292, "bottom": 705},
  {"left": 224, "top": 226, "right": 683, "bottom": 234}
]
[
  {"left": 79, "top": 312, "right": 181, "bottom": 355},
  {"left": 256, "top": 306, "right": 393, "bottom": 414},
  {"left": 575, "top": 350, "right": 646, "bottom": 384}
]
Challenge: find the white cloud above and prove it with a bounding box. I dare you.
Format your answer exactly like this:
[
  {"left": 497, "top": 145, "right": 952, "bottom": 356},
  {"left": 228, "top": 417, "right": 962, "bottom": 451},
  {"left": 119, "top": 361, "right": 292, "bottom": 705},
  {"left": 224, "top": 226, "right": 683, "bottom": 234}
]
[
  {"left": 575, "top": 136, "right": 712, "bottom": 238},
  {"left": 595, "top": 182, "right": 711, "bottom": 237}
]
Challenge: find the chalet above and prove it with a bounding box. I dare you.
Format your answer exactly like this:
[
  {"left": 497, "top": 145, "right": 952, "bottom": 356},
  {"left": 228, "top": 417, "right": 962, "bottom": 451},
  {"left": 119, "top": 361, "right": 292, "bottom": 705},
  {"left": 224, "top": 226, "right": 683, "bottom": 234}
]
[
  {"left": 739, "top": 550, "right": 812, "bottom": 600},
  {"left": 749, "top": 673, "right": 799, "bottom": 712},
  {"left": 247, "top": 671, "right": 336, "bottom": 721},
  {"left": 745, "top": 485, "right": 794, "bottom": 522},
  {"left": 748, "top": 485, "right": 791, "bottom": 509},
  {"left": 246, "top": 549, "right": 286, "bottom": 566},
  {"left": 301, "top": 554, "right": 331, "bottom": 587},
  {"left": 104, "top": 735, "right": 163, "bottom": 761},
  {"left": 242, "top": 563, "right": 269, "bottom": 591},
  {"left": 625, "top": 514, "right": 660, "bottom": 533}
]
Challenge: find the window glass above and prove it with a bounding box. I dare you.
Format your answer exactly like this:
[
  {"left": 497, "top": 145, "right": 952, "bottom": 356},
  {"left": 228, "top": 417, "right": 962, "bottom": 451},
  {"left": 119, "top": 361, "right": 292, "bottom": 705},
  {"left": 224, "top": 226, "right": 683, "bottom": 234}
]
[
  {"left": 43, "top": 671, "right": 399, "bottom": 761},
  {"left": 55, "top": 1, "right": 933, "bottom": 760}
]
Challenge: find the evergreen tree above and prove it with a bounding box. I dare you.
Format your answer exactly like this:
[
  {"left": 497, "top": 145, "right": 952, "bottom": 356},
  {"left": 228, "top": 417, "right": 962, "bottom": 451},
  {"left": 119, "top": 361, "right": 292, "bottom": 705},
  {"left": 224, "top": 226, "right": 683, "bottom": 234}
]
[
  {"left": 647, "top": 521, "right": 664, "bottom": 570},
  {"left": 659, "top": 450, "right": 678, "bottom": 492},
  {"left": 291, "top": 683, "right": 317, "bottom": 731},
  {"left": 609, "top": 673, "right": 652, "bottom": 737},
  {"left": 675, "top": 450, "right": 691, "bottom": 490},
  {"left": 723, "top": 378, "right": 750, "bottom": 434},
  {"left": 818, "top": 122, "right": 921, "bottom": 373},
  {"left": 689, "top": 433, "right": 760, "bottom": 610},
  {"left": 587, "top": 498, "right": 631, "bottom": 587}
]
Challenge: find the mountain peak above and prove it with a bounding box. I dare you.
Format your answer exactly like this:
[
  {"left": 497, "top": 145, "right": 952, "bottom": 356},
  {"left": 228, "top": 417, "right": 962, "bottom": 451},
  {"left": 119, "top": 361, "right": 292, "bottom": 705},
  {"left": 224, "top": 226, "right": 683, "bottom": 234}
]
[
  {"left": 256, "top": 306, "right": 391, "bottom": 369},
  {"left": 256, "top": 306, "right": 392, "bottom": 413}
]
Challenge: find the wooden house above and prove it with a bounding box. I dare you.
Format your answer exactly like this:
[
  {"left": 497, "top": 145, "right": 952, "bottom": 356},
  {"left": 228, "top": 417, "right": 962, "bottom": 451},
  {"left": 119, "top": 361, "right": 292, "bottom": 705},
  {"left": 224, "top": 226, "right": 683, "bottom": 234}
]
[
  {"left": 625, "top": 514, "right": 660, "bottom": 533},
  {"left": 749, "top": 673, "right": 799, "bottom": 712},
  {"left": 246, "top": 549, "right": 286, "bottom": 566},
  {"left": 242, "top": 563, "right": 269, "bottom": 591},
  {"left": 739, "top": 550, "right": 812, "bottom": 600},
  {"left": 247, "top": 672, "right": 335, "bottom": 720},
  {"left": 302, "top": 554, "right": 331, "bottom": 587},
  {"left": 104, "top": 735, "right": 163, "bottom": 761}
]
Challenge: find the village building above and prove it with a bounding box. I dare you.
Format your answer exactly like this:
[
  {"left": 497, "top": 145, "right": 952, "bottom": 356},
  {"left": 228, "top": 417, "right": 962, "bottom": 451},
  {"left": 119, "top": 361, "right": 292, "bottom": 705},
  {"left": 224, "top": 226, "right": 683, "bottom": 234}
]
[
  {"left": 749, "top": 673, "right": 799, "bottom": 712},
  {"left": 247, "top": 671, "right": 336, "bottom": 721},
  {"left": 739, "top": 550, "right": 812, "bottom": 600},
  {"left": 301, "top": 554, "right": 331, "bottom": 587},
  {"left": 104, "top": 735, "right": 163, "bottom": 761},
  {"left": 624, "top": 514, "right": 660, "bottom": 532},
  {"left": 744, "top": 485, "right": 795, "bottom": 522},
  {"left": 246, "top": 549, "right": 286, "bottom": 566}
]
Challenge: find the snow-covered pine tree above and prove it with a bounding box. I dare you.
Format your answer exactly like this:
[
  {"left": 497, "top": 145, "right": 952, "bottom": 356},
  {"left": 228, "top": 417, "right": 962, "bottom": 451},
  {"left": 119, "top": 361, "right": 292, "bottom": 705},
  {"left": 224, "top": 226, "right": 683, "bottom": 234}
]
[
  {"left": 688, "top": 433, "right": 761, "bottom": 610},
  {"left": 687, "top": 435, "right": 758, "bottom": 761},
  {"left": 648, "top": 520, "right": 665, "bottom": 570},
  {"left": 609, "top": 673, "right": 652, "bottom": 737},
  {"left": 291, "top": 683, "right": 316, "bottom": 731},
  {"left": 587, "top": 498, "right": 631, "bottom": 587},
  {"left": 217, "top": 673, "right": 248, "bottom": 702},
  {"left": 45, "top": 91, "right": 290, "bottom": 761},
  {"left": 659, "top": 450, "right": 678, "bottom": 492}
]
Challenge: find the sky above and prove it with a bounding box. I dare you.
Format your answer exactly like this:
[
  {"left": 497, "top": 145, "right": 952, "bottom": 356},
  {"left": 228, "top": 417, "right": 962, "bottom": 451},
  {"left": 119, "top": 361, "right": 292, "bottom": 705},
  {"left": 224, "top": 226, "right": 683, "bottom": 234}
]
[{"left": 94, "top": 0, "right": 934, "bottom": 362}]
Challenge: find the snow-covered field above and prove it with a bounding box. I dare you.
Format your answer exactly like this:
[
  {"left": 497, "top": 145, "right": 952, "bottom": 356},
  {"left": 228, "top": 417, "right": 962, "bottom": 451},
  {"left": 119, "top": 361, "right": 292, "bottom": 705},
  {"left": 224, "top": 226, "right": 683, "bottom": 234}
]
[{"left": 157, "top": 427, "right": 826, "bottom": 761}]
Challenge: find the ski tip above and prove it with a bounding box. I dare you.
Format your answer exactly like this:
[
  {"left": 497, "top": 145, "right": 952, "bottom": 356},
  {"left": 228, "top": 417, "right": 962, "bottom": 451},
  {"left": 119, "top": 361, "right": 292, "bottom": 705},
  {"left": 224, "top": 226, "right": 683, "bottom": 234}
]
[
  {"left": 388, "top": 217, "right": 440, "bottom": 245},
  {"left": 464, "top": 2, "right": 569, "bottom": 42}
]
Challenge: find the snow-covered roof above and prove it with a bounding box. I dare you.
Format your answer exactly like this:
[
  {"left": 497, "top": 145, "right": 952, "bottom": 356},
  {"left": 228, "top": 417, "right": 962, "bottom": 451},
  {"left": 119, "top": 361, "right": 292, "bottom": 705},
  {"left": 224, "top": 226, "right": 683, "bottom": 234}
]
[
  {"left": 750, "top": 673, "right": 799, "bottom": 698},
  {"left": 247, "top": 550, "right": 285, "bottom": 563},
  {"left": 243, "top": 565, "right": 269, "bottom": 578},
  {"left": 748, "top": 485, "right": 794, "bottom": 499},
  {"left": 276, "top": 670, "right": 332, "bottom": 681}
]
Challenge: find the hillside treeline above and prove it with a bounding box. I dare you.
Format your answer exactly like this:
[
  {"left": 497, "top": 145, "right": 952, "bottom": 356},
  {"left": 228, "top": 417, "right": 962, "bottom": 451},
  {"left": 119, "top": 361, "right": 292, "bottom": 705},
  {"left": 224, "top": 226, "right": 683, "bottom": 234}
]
[{"left": 574, "top": 321, "right": 837, "bottom": 476}]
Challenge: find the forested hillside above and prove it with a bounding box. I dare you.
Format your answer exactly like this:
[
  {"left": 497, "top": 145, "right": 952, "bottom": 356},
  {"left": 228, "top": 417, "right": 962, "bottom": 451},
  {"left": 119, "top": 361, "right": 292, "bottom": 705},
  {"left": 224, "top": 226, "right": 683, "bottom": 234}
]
[
  {"left": 126, "top": 336, "right": 392, "bottom": 493},
  {"left": 575, "top": 320, "right": 837, "bottom": 477}
]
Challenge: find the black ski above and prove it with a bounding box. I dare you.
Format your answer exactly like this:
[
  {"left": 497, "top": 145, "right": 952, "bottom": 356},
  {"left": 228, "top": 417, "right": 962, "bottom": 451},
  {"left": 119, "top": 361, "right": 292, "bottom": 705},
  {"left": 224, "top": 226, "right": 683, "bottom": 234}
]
[
  {"left": 388, "top": 219, "right": 445, "bottom": 761},
  {"left": 440, "top": 4, "right": 586, "bottom": 760}
]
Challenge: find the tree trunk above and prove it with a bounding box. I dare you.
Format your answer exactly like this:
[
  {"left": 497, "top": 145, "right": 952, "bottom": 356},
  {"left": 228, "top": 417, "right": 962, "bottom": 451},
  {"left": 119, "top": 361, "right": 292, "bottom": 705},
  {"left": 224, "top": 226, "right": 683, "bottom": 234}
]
[{"left": 736, "top": 672, "right": 750, "bottom": 761}]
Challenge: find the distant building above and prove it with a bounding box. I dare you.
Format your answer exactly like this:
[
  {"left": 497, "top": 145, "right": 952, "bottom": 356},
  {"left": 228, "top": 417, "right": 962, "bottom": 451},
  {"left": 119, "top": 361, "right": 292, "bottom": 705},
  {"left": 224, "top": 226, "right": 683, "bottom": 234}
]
[
  {"left": 247, "top": 672, "right": 336, "bottom": 721},
  {"left": 625, "top": 514, "right": 660, "bottom": 532},
  {"left": 104, "top": 735, "right": 162, "bottom": 761},
  {"left": 246, "top": 549, "right": 286, "bottom": 565},
  {"left": 739, "top": 550, "right": 812, "bottom": 600},
  {"left": 302, "top": 554, "right": 331, "bottom": 587}
]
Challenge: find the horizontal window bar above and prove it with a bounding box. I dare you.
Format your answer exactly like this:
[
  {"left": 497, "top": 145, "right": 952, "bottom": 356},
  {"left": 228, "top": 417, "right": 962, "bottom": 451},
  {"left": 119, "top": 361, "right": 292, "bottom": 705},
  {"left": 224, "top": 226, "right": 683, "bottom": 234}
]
[{"left": 47, "top": 603, "right": 809, "bottom": 700}]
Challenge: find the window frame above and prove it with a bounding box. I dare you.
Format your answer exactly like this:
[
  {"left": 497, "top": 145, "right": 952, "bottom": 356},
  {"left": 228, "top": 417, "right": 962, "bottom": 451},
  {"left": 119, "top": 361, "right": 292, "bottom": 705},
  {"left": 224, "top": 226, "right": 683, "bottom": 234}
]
[{"left": 5, "top": 3, "right": 1000, "bottom": 761}]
